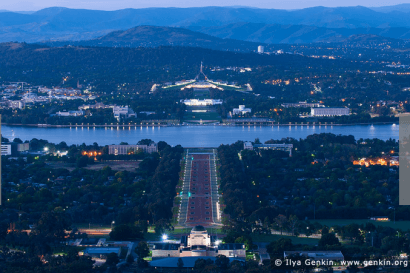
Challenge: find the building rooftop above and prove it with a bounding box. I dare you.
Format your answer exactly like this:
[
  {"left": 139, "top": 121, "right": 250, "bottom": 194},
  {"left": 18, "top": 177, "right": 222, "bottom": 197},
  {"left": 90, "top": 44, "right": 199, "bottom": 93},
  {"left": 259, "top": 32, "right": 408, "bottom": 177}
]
[
  {"left": 284, "top": 251, "right": 344, "bottom": 260},
  {"left": 83, "top": 247, "right": 120, "bottom": 255},
  {"left": 150, "top": 256, "right": 245, "bottom": 268},
  {"left": 218, "top": 243, "right": 245, "bottom": 250},
  {"left": 192, "top": 225, "right": 206, "bottom": 232},
  {"left": 153, "top": 243, "right": 180, "bottom": 250}
]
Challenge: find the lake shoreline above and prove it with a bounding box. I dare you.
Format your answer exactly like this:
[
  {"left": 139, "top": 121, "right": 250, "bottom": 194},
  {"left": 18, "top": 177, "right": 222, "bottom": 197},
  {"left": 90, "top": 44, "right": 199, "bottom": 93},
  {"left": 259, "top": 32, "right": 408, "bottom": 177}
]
[{"left": 2, "top": 121, "right": 398, "bottom": 128}]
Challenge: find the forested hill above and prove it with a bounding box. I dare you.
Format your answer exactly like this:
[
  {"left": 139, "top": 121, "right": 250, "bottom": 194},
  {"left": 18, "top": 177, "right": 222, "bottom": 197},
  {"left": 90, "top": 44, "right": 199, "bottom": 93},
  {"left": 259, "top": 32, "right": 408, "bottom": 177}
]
[
  {"left": 0, "top": 42, "right": 345, "bottom": 87},
  {"left": 43, "top": 26, "right": 265, "bottom": 52}
]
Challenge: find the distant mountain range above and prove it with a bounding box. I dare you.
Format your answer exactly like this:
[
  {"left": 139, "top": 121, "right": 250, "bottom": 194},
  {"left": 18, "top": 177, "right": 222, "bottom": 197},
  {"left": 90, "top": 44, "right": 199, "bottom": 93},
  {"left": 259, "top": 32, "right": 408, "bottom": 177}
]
[
  {"left": 189, "top": 23, "right": 410, "bottom": 44},
  {"left": 1, "top": 5, "right": 410, "bottom": 44}
]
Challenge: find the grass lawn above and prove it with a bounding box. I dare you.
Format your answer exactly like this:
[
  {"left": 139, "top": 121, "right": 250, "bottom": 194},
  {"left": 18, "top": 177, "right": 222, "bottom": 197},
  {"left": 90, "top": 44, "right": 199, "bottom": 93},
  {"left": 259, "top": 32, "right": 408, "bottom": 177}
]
[
  {"left": 251, "top": 234, "right": 319, "bottom": 245},
  {"left": 47, "top": 161, "right": 140, "bottom": 172},
  {"left": 72, "top": 223, "right": 111, "bottom": 229},
  {"left": 315, "top": 219, "right": 410, "bottom": 230},
  {"left": 183, "top": 111, "right": 221, "bottom": 121}
]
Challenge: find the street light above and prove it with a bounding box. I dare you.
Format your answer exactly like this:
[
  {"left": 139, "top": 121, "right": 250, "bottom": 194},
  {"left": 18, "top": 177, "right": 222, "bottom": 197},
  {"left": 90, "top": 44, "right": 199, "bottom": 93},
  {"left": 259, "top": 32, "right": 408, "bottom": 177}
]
[
  {"left": 111, "top": 221, "right": 115, "bottom": 229},
  {"left": 162, "top": 234, "right": 168, "bottom": 241}
]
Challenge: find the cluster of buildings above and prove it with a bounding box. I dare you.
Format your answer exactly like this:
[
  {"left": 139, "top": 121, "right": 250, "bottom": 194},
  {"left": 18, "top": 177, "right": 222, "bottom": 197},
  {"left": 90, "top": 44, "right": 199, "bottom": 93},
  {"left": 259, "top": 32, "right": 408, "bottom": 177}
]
[
  {"left": 1, "top": 142, "right": 30, "bottom": 156},
  {"left": 281, "top": 101, "right": 351, "bottom": 117},
  {"left": 0, "top": 83, "right": 98, "bottom": 110},
  {"left": 353, "top": 156, "right": 399, "bottom": 167},
  {"left": 152, "top": 226, "right": 246, "bottom": 260},
  {"left": 78, "top": 103, "right": 115, "bottom": 110}
]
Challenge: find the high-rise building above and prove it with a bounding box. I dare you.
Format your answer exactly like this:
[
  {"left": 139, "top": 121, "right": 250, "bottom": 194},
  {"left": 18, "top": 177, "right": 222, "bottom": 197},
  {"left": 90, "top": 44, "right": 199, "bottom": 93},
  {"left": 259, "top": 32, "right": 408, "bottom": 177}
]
[{"left": 258, "top": 46, "right": 264, "bottom": 54}]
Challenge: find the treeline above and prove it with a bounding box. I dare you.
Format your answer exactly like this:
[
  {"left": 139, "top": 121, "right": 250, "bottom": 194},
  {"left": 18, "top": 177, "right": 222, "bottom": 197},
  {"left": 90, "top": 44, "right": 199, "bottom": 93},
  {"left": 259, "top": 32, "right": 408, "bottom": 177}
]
[
  {"left": 145, "top": 145, "right": 184, "bottom": 232},
  {"left": 218, "top": 142, "right": 259, "bottom": 220},
  {"left": 240, "top": 133, "right": 403, "bottom": 221}
]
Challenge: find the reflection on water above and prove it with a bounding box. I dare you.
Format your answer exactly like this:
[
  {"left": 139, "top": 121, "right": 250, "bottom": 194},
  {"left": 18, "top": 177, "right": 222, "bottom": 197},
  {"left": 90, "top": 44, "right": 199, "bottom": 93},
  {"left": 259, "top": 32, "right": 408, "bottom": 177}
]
[{"left": 1, "top": 124, "right": 400, "bottom": 147}]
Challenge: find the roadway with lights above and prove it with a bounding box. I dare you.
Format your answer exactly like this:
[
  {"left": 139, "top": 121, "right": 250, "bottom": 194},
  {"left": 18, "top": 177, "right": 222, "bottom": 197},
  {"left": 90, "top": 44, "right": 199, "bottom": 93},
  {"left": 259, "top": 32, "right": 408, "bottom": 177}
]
[{"left": 178, "top": 149, "right": 221, "bottom": 227}]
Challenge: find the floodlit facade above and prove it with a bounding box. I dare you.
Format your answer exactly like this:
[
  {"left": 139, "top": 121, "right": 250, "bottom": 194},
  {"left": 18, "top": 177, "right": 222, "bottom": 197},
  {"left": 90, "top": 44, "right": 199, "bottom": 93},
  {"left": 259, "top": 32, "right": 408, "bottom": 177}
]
[
  {"left": 258, "top": 46, "right": 264, "bottom": 53},
  {"left": 181, "top": 99, "right": 223, "bottom": 106}
]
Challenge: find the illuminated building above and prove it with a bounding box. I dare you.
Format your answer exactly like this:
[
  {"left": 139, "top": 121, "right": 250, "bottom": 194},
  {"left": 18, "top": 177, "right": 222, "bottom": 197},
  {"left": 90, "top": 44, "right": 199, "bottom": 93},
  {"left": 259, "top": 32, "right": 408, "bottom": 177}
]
[{"left": 152, "top": 225, "right": 245, "bottom": 259}]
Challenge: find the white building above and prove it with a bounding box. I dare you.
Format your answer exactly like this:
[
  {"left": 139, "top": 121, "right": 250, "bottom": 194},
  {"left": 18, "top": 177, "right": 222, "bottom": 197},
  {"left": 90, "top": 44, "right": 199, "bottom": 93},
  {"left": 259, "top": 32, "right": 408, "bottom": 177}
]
[
  {"left": 258, "top": 46, "right": 264, "bottom": 54},
  {"left": 233, "top": 105, "right": 251, "bottom": 115},
  {"left": 56, "top": 110, "right": 84, "bottom": 117},
  {"left": 108, "top": 143, "right": 158, "bottom": 155},
  {"left": 181, "top": 99, "right": 223, "bottom": 106},
  {"left": 311, "top": 108, "right": 350, "bottom": 117},
  {"left": 113, "top": 106, "right": 136, "bottom": 121},
  {"left": 1, "top": 144, "right": 12, "bottom": 156},
  {"left": 187, "top": 226, "right": 211, "bottom": 247},
  {"left": 9, "top": 100, "right": 24, "bottom": 109}
]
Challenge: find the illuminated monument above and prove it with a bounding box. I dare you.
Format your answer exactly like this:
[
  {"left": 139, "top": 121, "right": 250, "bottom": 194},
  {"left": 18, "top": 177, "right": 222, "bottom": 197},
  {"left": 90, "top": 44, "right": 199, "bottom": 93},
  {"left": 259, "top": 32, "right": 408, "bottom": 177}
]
[{"left": 152, "top": 225, "right": 246, "bottom": 259}]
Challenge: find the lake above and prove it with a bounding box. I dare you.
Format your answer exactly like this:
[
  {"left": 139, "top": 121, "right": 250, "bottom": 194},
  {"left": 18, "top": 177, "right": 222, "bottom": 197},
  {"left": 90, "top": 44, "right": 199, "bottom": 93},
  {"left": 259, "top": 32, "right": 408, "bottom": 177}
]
[{"left": 1, "top": 124, "right": 399, "bottom": 147}]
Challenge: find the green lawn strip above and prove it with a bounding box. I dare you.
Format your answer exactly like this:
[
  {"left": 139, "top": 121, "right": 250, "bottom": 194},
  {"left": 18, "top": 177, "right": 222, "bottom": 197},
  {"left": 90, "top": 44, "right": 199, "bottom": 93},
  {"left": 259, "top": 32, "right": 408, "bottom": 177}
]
[
  {"left": 316, "top": 219, "right": 410, "bottom": 230},
  {"left": 72, "top": 223, "right": 111, "bottom": 229},
  {"left": 251, "top": 234, "right": 319, "bottom": 245}
]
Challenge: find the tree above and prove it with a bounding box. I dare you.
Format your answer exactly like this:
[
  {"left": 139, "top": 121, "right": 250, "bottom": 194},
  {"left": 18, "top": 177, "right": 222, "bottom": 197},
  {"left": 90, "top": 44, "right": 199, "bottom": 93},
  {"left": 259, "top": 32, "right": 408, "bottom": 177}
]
[
  {"left": 34, "top": 211, "right": 72, "bottom": 243},
  {"left": 0, "top": 222, "right": 8, "bottom": 241},
  {"left": 234, "top": 235, "right": 253, "bottom": 251},
  {"left": 137, "top": 139, "right": 154, "bottom": 145},
  {"left": 76, "top": 156, "right": 88, "bottom": 168},
  {"left": 288, "top": 215, "right": 299, "bottom": 236},
  {"left": 215, "top": 255, "right": 230, "bottom": 270},
  {"left": 319, "top": 233, "right": 341, "bottom": 247},
  {"left": 109, "top": 225, "right": 143, "bottom": 241},
  {"left": 13, "top": 138, "right": 23, "bottom": 143},
  {"left": 135, "top": 241, "right": 149, "bottom": 259},
  {"left": 137, "top": 257, "right": 148, "bottom": 268},
  {"left": 177, "top": 257, "right": 184, "bottom": 269},
  {"left": 126, "top": 254, "right": 134, "bottom": 264},
  {"left": 275, "top": 214, "right": 288, "bottom": 235},
  {"left": 267, "top": 238, "right": 293, "bottom": 259},
  {"left": 105, "top": 252, "right": 119, "bottom": 266}
]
